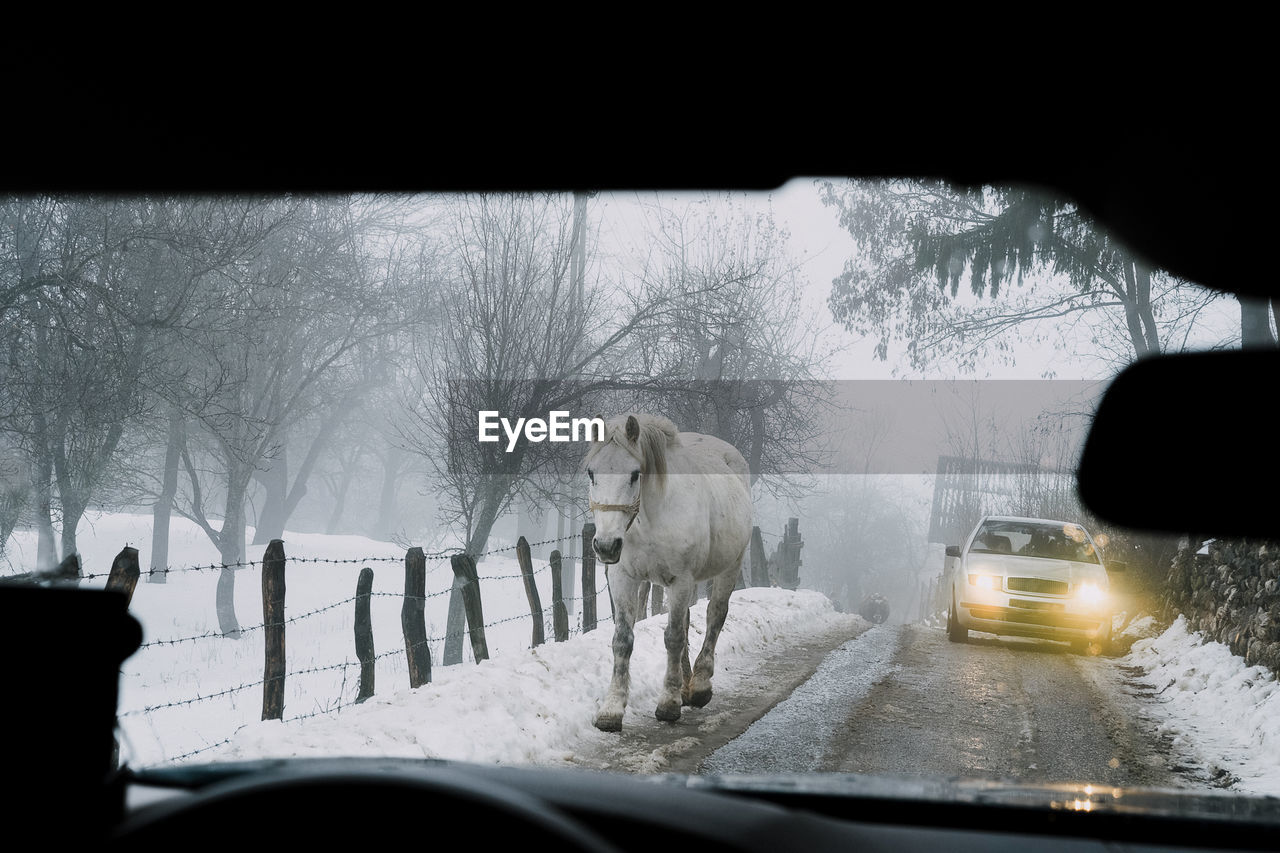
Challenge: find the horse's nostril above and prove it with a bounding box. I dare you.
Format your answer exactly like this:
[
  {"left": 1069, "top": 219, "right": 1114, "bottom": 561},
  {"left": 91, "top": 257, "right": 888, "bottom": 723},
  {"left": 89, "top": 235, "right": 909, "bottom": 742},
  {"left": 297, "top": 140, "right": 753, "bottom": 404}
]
[{"left": 593, "top": 538, "right": 623, "bottom": 559}]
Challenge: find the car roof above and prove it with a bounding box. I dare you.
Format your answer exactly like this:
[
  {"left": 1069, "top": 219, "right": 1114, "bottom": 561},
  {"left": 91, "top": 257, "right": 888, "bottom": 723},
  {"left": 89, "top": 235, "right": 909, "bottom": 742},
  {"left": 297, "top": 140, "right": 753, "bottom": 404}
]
[{"left": 980, "top": 515, "right": 1088, "bottom": 528}]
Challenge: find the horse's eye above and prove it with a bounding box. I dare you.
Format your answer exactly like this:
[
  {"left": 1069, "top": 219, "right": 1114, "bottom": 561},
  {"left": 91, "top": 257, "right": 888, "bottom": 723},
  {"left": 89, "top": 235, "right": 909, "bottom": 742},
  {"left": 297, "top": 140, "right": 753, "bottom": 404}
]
[{"left": 630, "top": 470, "right": 640, "bottom": 484}]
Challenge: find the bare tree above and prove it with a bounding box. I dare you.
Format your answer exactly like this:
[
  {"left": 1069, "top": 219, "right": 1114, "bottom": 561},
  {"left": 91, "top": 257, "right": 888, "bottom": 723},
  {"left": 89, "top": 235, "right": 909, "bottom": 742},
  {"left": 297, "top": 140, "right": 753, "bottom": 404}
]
[
  {"left": 159, "top": 197, "right": 422, "bottom": 634},
  {"left": 0, "top": 435, "right": 28, "bottom": 563},
  {"left": 317, "top": 417, "right": 372, "bottom": 535},
  {"left": 246, "top": 205, "right": 430, "bottom": 544},
  {"left": 612, "top": 194, "right": 838, "bottom": 492},
  {"left": 400, "top": 194, "right": 678, "bottom": 556},
  {"left": 1, "top": 198, "right": 271, "bottom": 569},
  {"left": 818, "top": 179, "right": 1232, "bottom": 375}
]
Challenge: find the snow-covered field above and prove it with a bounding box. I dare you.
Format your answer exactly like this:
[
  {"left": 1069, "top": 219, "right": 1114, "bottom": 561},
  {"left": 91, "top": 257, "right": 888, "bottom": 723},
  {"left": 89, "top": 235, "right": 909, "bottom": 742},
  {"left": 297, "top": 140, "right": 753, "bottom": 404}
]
[
  {"left": 1123, "top": 615, "right": 1280, "bottom": 796},
  {"left": 3, "top": 512, "right": 859, "bottom": 769}
]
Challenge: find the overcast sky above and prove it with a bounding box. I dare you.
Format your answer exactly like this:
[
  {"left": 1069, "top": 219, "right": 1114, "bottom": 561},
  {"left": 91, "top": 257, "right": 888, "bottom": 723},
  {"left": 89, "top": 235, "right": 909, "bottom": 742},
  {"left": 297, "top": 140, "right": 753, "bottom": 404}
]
[
  {"left": 593, "top": 179, "right": 1092, "bottom": 382},
  {"left": 592, "top": 178, "right": 1241, "bottom": 384}
]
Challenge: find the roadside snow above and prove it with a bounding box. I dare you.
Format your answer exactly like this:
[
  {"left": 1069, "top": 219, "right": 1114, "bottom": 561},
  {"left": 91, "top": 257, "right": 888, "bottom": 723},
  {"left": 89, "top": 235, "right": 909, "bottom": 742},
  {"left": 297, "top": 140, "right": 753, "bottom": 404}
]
[
  {"left": 217, "top": 585, "right": 860, "bottom": 767},
  {"left": 1124, "top": 615, "right": 1280, "bottom": 795},
  {"left": 5, "top": 512, "right": 861, "bottom": 769}
]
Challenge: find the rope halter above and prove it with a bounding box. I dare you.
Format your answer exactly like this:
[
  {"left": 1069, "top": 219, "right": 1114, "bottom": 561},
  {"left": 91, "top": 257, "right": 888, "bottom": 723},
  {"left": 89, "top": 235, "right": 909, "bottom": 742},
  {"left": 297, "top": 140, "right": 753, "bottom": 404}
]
[{"left": 588, "top": 496, "right": 642, "bottom": 531}]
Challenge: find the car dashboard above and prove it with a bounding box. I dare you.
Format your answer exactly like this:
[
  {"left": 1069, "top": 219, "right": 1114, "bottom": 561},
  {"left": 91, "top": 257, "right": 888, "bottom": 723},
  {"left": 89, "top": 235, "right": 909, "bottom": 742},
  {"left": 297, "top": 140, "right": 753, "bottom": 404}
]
[{"left": 109, "top": 757, "right": 1280, "bottom": 852}]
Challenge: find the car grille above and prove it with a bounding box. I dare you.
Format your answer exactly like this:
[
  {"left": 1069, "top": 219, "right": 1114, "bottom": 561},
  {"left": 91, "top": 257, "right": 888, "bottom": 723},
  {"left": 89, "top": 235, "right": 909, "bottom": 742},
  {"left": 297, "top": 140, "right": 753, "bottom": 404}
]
[{"left": 1006, "top": 577, "right": 1069, "bottom": 595}]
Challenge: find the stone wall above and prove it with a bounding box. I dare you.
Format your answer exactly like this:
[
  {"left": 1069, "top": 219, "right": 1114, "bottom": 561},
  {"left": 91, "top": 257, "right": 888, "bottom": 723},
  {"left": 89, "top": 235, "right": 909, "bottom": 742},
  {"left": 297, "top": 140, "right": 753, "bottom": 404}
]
[{"left": 1163, "top": 539, "right": 1280, "bottom": 672}]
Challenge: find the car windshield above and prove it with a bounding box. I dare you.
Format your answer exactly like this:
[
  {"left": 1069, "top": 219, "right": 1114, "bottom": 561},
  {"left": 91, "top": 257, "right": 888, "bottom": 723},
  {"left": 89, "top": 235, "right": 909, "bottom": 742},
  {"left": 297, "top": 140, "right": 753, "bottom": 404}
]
[
  {"left": 3, "top": 182, "right": 1277, "bottom": 808},
  {"left": 971, "top": 520, "right": 1101, "bottom": 563}
]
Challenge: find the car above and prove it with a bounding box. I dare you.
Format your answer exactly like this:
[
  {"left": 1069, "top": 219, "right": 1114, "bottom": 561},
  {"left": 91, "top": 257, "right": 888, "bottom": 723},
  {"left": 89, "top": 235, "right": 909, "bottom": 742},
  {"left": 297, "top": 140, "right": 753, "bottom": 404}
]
[{"left": 945, "top": 516, "right": 1118, "bottom": 653}]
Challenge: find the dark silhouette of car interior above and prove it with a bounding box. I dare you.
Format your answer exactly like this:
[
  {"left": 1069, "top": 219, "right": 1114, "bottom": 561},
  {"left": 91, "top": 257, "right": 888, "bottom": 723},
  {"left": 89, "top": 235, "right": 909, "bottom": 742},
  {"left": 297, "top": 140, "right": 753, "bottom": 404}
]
[{"left": 4, "top": 131, "right": 1277, "bottom": 851}]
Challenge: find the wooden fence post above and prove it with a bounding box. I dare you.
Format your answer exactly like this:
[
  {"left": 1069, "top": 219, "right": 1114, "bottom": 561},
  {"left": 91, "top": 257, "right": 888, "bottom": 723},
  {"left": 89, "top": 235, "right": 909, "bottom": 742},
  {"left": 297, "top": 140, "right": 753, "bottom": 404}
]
[
  {"left": 106, "top": 546, "right": 140, "bottom": 770},
  {"left": 581, "top": 522, "right": 597, "bottom": 633},
  {"left": 779, "top": 517, "right": 803, "bottom": 590},
  {"left": 550, "top": 549, "right": 569, "bottom": 642},
  {"left": 104, "top": 546, "right": 140, "bottom": 606},
  {"left": 443, "top": 569, "right": 466, "bottom": 666},
  {"left": 651, "top": 584, "right": 664, "bottom": 615},
  {"left": 402, "top": 548, "right": 431, "bottom": 688},
  {"left": 450, "top": 553, "right": 489, "bottom": 663},
  {"left": 516, "top": 537, "right": 545, "bottom": 647},
  {"left": 355, "top": 567, "right": 375, "bottom": 701},
  {"left": 261, "top": 539, "right": 286, "bottom": 721},
  {"left": 750, "top": 526, "right": 768, "bottom": 587}
]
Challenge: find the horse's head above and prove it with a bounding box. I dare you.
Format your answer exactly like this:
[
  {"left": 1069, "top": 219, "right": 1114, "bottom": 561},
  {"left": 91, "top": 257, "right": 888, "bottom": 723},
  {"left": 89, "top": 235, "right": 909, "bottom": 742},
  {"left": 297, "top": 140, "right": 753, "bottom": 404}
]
[{"left": 584, "top": 413, "right": 673, "bottom": 564}]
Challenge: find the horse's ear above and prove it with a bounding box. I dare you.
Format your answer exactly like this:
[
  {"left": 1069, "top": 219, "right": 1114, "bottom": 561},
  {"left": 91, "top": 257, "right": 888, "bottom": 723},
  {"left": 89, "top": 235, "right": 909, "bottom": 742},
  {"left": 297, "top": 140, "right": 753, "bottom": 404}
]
[{"left": 625, "top": 415, "right": 640, "bottom": 443}]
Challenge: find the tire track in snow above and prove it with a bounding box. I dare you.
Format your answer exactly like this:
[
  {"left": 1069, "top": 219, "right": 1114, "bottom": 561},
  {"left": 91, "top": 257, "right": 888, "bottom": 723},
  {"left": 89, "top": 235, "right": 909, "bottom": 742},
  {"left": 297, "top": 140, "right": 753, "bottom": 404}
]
[{"left": 700, "top": 625, "right": 904, "bottom": 774}]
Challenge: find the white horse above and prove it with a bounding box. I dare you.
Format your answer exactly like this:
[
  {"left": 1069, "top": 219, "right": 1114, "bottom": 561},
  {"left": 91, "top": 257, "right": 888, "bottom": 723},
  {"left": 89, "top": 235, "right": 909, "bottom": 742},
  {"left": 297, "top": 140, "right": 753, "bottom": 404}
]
[{"left": 585, "top": 413, "right": 752, "bottom": 731}]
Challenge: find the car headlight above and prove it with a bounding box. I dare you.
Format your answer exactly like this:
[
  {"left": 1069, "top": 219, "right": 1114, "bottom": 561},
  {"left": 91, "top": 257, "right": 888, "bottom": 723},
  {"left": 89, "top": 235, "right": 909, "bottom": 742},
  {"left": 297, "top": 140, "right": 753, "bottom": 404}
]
[
  {"left": 967, "top": 573, "right": 1001, "bottom": 590},
  {"left": 1076, "top": 581, "right": 1107, "bottom": 606}
]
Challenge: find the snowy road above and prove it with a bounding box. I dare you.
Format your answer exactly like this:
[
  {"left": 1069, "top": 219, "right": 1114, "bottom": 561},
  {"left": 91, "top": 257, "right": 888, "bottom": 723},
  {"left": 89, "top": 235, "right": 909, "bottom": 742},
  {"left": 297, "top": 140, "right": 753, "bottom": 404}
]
[
  {"left": 700, "top": 623, "right": 1220, "bottom": 789},
  {"left": 562, "top": 621, "right": 871, "bottom": 773}
]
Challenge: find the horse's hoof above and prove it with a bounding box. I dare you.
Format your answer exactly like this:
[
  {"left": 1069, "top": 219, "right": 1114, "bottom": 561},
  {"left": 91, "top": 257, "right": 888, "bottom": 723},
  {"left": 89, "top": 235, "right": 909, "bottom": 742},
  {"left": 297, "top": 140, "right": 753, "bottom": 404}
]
[
  {"left": 655, "top": 701, "right": 682, "bottom": 722},
  {"left": 687, "top": 687, "right": 713, "bottom": 708},
  {"left": 594, "top": 712, "right": 623, "bottom": 732}
]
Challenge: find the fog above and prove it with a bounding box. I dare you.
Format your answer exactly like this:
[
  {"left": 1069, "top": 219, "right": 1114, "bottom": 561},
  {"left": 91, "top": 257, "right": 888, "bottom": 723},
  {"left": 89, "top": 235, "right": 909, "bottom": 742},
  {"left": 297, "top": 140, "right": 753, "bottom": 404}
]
[{"left": 1, "top": 183, "right": 1247, "bottom": 630}]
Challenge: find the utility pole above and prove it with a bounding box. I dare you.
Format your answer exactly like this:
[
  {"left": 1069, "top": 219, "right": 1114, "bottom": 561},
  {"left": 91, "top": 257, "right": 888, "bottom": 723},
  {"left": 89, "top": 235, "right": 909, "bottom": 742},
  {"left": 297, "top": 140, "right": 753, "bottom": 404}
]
[
  {"left": 570, "top": 191, "right": 590, "bottom": 315},
  {"left": 563, "top": 190, "right": 592, "bottom": 615}
]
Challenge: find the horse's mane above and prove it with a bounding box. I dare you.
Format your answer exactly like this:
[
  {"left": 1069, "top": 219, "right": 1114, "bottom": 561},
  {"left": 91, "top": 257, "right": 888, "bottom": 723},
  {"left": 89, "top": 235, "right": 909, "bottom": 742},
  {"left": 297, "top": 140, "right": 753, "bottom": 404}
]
[{"left": 585, "top": 413, "right": 680, "bottom": 493}]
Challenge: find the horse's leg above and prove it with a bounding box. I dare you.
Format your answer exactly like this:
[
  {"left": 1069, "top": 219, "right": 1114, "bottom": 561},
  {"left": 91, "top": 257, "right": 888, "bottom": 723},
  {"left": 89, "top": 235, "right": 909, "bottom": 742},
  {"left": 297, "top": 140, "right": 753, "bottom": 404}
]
[
  {"left": 657, "top": 583, "right": 694, "bottom": 722},
  {"left": 689, "top": 566, "right": 738, "bottom": 708},
  {"left": 594, "top": 567, "right": 642, "bottom": 732},
  {"left": 680, "top": 607, "right": 694, "bottom": 705},
  {"left": 635, "top": 580, "right": 651, "bottom": 619}
]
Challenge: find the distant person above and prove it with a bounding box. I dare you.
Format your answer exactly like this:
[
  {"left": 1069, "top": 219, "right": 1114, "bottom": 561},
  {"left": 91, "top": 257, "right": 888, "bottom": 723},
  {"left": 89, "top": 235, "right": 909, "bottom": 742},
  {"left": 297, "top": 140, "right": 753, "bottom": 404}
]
[{"left": 859, "top": 593, "right": 890, "bottom": 624}]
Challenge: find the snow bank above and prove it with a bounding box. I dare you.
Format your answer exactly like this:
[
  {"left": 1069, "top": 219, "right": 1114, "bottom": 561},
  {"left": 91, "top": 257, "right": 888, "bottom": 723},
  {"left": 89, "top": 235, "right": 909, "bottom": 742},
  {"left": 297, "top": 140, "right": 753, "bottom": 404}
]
[
  {"left": 5, "top": 512, "right": 861, "bottom": 769},
  {"left": 1125, "top": 615, "right": 1280, "bottom": 795},
  {"left": 216, "top": 586, "right": 860, "bottom": 767}
]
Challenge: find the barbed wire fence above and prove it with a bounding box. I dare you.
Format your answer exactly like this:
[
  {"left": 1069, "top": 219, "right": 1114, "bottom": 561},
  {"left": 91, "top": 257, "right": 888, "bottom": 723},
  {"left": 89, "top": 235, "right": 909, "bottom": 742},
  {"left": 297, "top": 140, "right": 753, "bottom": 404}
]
[
  {"left": 94, "top": 526, "right": 630, "bottom": 765},
  {"left": 21, "top": 517, "right": 778, "bottom": 766}
]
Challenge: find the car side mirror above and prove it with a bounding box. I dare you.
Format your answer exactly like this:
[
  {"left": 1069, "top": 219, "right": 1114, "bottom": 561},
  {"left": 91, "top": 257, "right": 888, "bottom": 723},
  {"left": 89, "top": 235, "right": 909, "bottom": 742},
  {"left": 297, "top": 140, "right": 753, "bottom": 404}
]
[
  {"left": 945, "top": 545, "right": 962, "bottom": 558},
  {"left": 1106, "top": 560, "right": 1128, "bottom": 573}
]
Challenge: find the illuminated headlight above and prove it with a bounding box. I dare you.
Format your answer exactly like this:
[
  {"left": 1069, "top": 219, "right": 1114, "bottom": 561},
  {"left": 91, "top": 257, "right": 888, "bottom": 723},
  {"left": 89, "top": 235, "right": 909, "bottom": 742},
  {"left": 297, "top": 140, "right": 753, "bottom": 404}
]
[
  {"left": 967, "top": 573, "right": 1002, "bottom": 590},
  {"left": 1076, "top": 581, "right": 1107, "bottom": 606}
]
